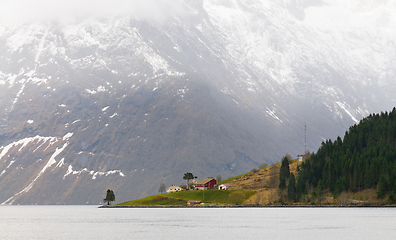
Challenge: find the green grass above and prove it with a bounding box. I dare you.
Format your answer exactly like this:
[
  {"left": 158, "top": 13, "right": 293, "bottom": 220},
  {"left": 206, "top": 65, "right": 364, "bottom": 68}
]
[
  {"left": 118, "top": 190, "right": 256, "bottom": 206},
  {"left": 118, "top": 195, "right": 187, "bottom": 206}
]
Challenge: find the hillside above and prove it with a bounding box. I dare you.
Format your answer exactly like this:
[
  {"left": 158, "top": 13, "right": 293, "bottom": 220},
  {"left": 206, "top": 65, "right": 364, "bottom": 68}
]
[
  {"left": 115, "top": 160, "right": 303, "bottom": 206},
  {"left": 297, "top": 108, "right": 396, "bottom": 203},
  {"left": 116, "top": 109, "right": 396, "bottom": 206}
]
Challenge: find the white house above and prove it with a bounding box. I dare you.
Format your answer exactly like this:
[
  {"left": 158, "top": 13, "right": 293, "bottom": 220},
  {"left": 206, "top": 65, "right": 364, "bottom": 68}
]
[
  {"left": 297, "top": 154, "right": 303, "bottom": 161},
  {"left": 218, "top": 183, "right": 232, "bottom": 190},
  {"left": 166, "top": 185, "right": 182, "bottom": 193}
]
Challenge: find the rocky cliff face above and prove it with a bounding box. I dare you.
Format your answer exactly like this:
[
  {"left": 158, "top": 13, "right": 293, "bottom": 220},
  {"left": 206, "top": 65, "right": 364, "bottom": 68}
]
[{"left": 0, "top": 0, "right": 395, "bottom": 204}]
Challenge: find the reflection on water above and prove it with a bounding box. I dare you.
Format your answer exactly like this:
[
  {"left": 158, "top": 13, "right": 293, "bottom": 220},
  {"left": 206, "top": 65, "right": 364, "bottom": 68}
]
[{"left": 0, "top": 206, "right": 395, "bottom": 240}]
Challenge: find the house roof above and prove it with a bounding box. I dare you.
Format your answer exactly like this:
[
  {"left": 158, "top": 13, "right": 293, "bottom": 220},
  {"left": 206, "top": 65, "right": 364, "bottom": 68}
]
[
  {"left": 220, "top": 184, "right": 232, "bottom": 187},
  {"left": 195, "top": 178, "right": 215, "bottom": 185}
]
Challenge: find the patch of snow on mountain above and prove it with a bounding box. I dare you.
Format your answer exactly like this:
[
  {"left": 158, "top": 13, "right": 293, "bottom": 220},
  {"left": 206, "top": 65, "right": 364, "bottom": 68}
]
[
  {"left": 1, "top": 141, "right": 70, "bottom": 205},
  {"left": 62, "top": 132, "right": 73, "bottom": 141},
  {"left": 0, "top": 136, "right": 58, "bottom": 160},
  {"left": 35, "top": 27, "right": 48, "bottom": 63},
  {"left": 6, "top": 25, "right": 39, "bottom": 52},
  {"left": 9, "top": 79, "right": 28, "bottom": 112},
  {"left": 0, "top": 160, "right": 15, "bottom": 177},
  {"left": 0, "top": 71, "right": 18, "bottom": 86},
  {"left": 86, "top": 86, "right": 107, "bottom": 94},
  {"left": 29, "top": 76, "right": 47, "bottom": 85},
  {"left": 336, "top": 101, "right": 358, "bottom": 123},
  {"left": 177, "top": 87, "right": 188, "bottom": 98},
  {"left": 109, "top": 113, "right": 118, "bottom": 118},
  {"left": 63, "top": 165, "right": 125, "bottom": 180},
  {"left": 55, "top": 158, "right": 65, "bottom": 168},
  {"left": 45, "top": 143, "right": 69, "bottom": 171},
  {"left": 203, "top": 0, "right": 298, "bottom": 87},
  {"left": 266, "top": 107, "right": 283, "bottom": 123}
]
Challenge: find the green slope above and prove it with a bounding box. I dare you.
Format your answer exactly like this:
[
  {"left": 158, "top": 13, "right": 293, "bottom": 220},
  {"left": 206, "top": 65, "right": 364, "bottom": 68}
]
[{"left": 118, "top": 190, "right": 255, "bottom": 206}]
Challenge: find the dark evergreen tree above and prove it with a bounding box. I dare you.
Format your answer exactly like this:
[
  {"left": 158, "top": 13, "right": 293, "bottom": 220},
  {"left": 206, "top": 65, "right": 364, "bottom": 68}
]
[
  {"left": 279, "top": 156, "right": 290, "bottom": 182},
  {"left": 377, "top": 175, "right": 389, "bottom": 199},
  {"left": 103, "top": 189, "right": 115, "bottom": 205},
  {"left": 287, "top": 173, "right": 296, "bottom": 202},
  {"left": 279, "top": 177, "right": 286, "bottom": 190}
]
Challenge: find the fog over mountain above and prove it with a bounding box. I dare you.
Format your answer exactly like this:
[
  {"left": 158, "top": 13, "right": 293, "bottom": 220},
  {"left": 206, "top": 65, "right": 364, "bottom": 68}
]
[{"left": 0, "top": 0, "right": 395, "bottom": 204}]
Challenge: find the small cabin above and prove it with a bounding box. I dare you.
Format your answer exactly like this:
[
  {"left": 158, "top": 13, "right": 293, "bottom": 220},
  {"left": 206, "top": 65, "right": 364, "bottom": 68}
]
[
  {"left": 218, "top": 183, "right": 232, "bottom": 190},
  {"left": 297, "top": 154, "right": 303, "bottom": 161},
  {"left": 166, "top": 185, "right": 182, "bottom": 193},
  {"left": 187, "top": 200, "right": 201, "bottom": 205}
]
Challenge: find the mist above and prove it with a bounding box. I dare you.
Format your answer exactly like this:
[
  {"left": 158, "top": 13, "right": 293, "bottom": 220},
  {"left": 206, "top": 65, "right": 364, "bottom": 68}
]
[{"left": 0, "top": 0, "right": 187, "bottom": 25}]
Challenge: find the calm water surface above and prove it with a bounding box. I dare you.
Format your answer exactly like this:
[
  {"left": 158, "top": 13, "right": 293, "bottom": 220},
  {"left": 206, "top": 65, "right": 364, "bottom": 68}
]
[{"left": 0, "top": 206, "right": 395, "bottom": 239}]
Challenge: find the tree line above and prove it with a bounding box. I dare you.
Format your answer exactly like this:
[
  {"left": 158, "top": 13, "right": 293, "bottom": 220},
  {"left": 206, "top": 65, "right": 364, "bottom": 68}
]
[{"left": 284, "top": 108, "right": 396, "bottom": 203}]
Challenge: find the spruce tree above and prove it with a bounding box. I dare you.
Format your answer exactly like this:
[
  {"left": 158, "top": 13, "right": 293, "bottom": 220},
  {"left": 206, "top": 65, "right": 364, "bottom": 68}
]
[
  {"left": 103, "top": 189, "right": 115, "bottom": 205},
  {"left": 287, "top": 173, "right": 296, "bottom": 202},
  {"left": 377, "top": 175, "right": 389, "bottom": 199},
  {"left": 279, "top": 177, "right": 286, "bottom": 190},
  {"left": 279, "top": 156, "right": 290, "bottom": 182}
]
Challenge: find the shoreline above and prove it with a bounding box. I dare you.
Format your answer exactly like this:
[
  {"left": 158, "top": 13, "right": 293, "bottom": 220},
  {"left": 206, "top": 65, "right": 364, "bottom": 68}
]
[{"left": 99, "top": 204, "right": 396, "bottom": 208}]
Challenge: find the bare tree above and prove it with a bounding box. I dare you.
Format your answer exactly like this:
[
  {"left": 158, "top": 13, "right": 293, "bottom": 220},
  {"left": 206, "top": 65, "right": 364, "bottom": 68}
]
[
  {"left": 285, "top": 153, "right": 293, "bottom": 163},
  {"left": 158, "top": 183, "right": 166, "bottom": 193},
  {"left": 216, "top": 175, "right": 222, "bottom": 183},
  {"left": 266, "top": 166, "right": 279, "bottom": 188},
  {"left": 268, "top": 190, "right": 277, "bottom": 204},
  {"left": 255, "top": 191, "right": 261, "bottom": 206},
  {"left": 259, "top": 163, "right": 268, "bottom": 169}
]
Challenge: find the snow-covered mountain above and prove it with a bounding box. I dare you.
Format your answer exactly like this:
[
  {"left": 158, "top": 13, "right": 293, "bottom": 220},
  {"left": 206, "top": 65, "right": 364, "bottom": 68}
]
[{"left": 0, "top": 0, "right": 395, "bottom": 204}]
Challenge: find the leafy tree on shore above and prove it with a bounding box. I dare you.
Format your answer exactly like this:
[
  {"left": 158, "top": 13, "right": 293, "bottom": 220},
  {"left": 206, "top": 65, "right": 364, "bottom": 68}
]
[
  {"left": 103, "top": 189, "right": 115, "bottom": 205},
  {"left": 183, "top": 172, "right": 195, "bottom": 189}
]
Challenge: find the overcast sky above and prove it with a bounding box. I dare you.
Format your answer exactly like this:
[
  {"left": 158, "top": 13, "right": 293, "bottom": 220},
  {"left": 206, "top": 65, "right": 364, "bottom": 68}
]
[{"left": 0, "top": 0, "right": 186, "bottom": 24}]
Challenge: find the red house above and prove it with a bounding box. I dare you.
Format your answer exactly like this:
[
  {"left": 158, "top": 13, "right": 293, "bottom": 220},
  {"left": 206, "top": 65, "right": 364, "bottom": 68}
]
[
  {"left": 194, "top": 178, "right": 217, "bottom": 190},
  {"left": 187, "top": 200, "right": 201, "bottom": 205}
]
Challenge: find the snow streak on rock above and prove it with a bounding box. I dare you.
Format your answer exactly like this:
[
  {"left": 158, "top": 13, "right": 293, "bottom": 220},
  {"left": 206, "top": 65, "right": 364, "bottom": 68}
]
[
  {"left": 1, "top": 133, "right": 73, "bottom": 205},
  {"left": 0, "top": 136, "right": 57, "bottom": 161},
  {"left": 63, "top": 165, "right": 125, "bottom": 180}
]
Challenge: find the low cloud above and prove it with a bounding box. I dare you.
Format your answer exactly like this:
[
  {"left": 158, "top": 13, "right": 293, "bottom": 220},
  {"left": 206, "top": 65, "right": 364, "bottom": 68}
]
[{"left": 0, "top": 0, "right": 187, "bottom": 25}]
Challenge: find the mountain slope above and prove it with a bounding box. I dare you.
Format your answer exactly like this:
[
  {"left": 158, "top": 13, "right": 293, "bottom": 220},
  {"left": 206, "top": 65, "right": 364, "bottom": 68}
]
[{"left": 0, "top": 0, "right": 395, "bottom": 204}]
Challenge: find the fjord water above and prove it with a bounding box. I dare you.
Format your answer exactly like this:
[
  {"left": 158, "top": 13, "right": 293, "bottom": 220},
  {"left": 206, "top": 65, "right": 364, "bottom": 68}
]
[{"left": 1, "top": 206, "right": 395, "bottom": 239}]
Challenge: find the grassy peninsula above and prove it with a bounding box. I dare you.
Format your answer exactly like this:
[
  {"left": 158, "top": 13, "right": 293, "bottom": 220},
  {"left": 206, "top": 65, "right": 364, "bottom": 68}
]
[{"left": 117, "top": 190, "right": 255, "bottom": 207}]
